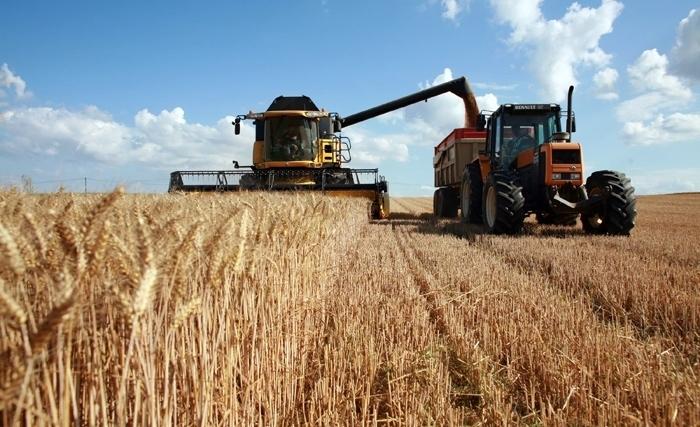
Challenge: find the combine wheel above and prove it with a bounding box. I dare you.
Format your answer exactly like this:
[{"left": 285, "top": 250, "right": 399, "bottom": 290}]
[
  {"left": 370, "top": 192, "right": 391, "bottom": 220},
  {"left": 460, "top": 160, "right": 483, "bottom": 224},
  {"left": 582, "top": 170, "right": 637, "bottom": 235},
  {"left": 482, "top": 171, "right": 526, "bottom": 234},
  {"left": 433, "top": 187, "right": 458, "bottom": 218},
  {"left": 536, "top": 212, "right": 578, "bottom": 226}
]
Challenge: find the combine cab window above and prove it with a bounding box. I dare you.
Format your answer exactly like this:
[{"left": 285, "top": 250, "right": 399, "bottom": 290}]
[{"left": 265, "top": 117, "right": 318, "bottom": 161}]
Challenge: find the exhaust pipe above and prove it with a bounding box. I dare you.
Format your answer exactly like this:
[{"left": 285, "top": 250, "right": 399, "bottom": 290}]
[{"left": 566, "top": 85, "right": 574, "bottom": 142}]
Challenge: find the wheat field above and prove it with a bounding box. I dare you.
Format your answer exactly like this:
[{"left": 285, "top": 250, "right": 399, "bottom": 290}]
[{"left": 0, "top": 189, "right": 698, "bottom": 425}]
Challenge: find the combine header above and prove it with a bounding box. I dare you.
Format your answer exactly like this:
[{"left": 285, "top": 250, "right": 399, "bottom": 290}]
[{"left": 170, "top": 77, "right": 482, "bottom": 219}]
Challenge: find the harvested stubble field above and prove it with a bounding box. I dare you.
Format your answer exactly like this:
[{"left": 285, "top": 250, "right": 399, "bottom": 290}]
[{"left": 0, "top": 190, "right": 698, "bottom": 425}]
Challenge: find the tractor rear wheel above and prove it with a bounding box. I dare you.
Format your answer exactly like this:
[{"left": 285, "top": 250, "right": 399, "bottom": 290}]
[
  {"left": 482, "top": 171, "right": 526, "bottom": 234},
  {"left": 460, "top": 160, "right": 483, "bottom": 224},
  {"left": 536, "top": 212, "right": 578, "bottom": 226},
  {"left": 433, "top": 187, "right": 458, "bottom": 218},
  {"left": 582, "top": 170, "right": 637, "bottom": 235}
]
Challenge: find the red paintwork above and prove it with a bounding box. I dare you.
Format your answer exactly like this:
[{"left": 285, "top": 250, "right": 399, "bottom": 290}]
[{"left": 434, "top": 128, "right": 487, "bottom": 153}]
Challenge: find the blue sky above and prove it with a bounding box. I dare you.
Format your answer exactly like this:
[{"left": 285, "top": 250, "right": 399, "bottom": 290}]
[{"left": 1, "top": 0, "right": 699, "bottom": 195}]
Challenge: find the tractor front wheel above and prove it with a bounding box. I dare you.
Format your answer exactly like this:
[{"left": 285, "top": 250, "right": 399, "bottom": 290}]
[
  {"left": 581, "top": 170, "right": 637, "bottom": 235},
  {"left": 482, "top": 171, "right": 526, "bottom": 234}
]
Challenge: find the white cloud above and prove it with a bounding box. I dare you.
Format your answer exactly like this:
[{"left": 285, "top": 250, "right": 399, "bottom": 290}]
[
  {"left": 630, "top": 168, "right": 700, "bottom": 195},
  {"left": 628, "top": 49, "right": 691, "bottom": 98},
  {"left": 622, "top": 113, "right": 700, "bottom": 146},
  {"left": 618, "top": 40, "right": 697, "bottom": 144},
  {"left": 344, "top": 126, "right": 410, "bottom": 165},
  {"left": 441, "top": 0, "right": 467, "bottom": 21},
  {"left": 489, "top": 0, "right": 623, "bottom": 102},
  {"left": 472, "top": 82, "right": 518, "bottom": 91},
  {"left": 671, "top": 9, "right": 700, "bottom": 81},
  {"left": 0, "top": 105, "right": 254, "bottom": 170},
  {"left": 0, "top": 63, "right": 30, "bottom": 99},
  {"left": 593, "top": 67, "right": 619, "bottom": 100},
  {"left": 617, "top": 49, "right": 693, "bottom": 124},
  {"left": 476, "top": 93, "right": 499, "bottom": 112}
]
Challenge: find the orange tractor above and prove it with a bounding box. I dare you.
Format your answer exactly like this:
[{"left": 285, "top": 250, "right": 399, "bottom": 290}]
[{"left": 434, "top": 84, "right": 637, "bottom": 235}]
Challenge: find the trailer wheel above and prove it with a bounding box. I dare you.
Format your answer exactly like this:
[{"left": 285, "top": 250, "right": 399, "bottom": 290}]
[
  {"left": 582, "top": 170, "right": 637, "bottom": 235},
  {"left": 460, "top": 160, "right": 483, "bottom": 224},
  {"left": 482, "top": 171, "right": 525, "bottom": 234},
  {"left": 433, "top": 187, "right": 458, "bottom": 218},
  {"left": 536, "top": 212, "right": 578, "bottom": 226}
]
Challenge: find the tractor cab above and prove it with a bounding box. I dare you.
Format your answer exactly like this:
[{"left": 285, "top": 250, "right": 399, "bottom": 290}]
[
  {"left": 479, "top": 102, "right": 585, "bottom": 210},
  {"left": 483, "top": 104, "right": 566, "bottom": 170}
]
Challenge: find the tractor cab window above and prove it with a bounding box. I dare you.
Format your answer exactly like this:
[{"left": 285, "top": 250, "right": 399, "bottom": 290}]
[
  {"left": 498, "top": 112, "right": 560, "bottom": 168},
  {"left": 265, "top": 117, "right": 318, "bottom": 161}
]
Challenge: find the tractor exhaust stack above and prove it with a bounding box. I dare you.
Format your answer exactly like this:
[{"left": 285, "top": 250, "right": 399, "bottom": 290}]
[{"left": 566, "top": 85, "right": 574, "bottom": 141}]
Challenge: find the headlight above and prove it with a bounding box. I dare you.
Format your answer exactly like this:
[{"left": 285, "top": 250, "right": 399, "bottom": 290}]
[
  {"left": 570, "top": 173, "right": 581, "bottom": 180},
  {"left": 552, "top": 173, "right": 562, "bottom": 180}
]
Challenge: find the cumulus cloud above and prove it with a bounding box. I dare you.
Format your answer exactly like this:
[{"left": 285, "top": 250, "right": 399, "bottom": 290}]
[
  {"left": 670, "top": 9, "right": 700, "bottom": 81},
  {"left": 593, "top": 67, "right": 619, "bottom": 100},
  {"left": 472, "top": 82, "right": 518, "bottom": 91},
  {"left": 0, "top": 63, "right": 30, "bottom": 99},
  {"left": 622, "top": 113, "right": 700, "bottom": 146},
  {"left": 617, "top": 49, "right": 693, "bottom": 122},
  {"left": 630, "top": 168, "right": 700, "bottom": 195},
  {"left": 489, "top": 0, "right": 623, "bottom": 102},
  {"left": 617, "top": 10, "right": 699, "bottom": 147},
  {"left": 344, "top": 126, "right": 410, "bottom": 165},
  {"left": 441, "top": 0, "right": 467, "bottom": 21},
  {"left": 0, "top": 105, "right": 253, "bottom": 170}
]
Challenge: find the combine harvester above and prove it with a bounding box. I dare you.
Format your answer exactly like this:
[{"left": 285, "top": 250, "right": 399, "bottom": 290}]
[
  {"left": 169, "top": 78, "right": 481, "bottom": 219},
  {"left": 433, "top": 85, "right": 637, "bottom": 234}
]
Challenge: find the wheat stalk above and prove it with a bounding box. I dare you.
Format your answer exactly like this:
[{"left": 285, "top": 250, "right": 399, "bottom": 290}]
[
  {"left": 80, "top": 186, "right": 124, "bottom": 242},
  {"left": 0, "top": 277, "right": 27, "bottom": 324},
  {"left": 233, "top": 210, "right": 250, "bottom": 274},
  {"left": 131, "top": 215, "right": 158, "bottom": 319},
  {"left": 0, "top": 222, "right": 26, "bottom": 277},
  {"left": 29, "top": 271, "right": 75, "bottom": 355},
  {"left": 172, "top": 296, "right": 202, "bottom": 329}
]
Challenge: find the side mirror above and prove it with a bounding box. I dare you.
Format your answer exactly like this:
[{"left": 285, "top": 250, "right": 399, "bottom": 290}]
[
  {"left": 233, "top": 118, "right": 241, "bottom": 135},
  {"left": 334, "top": 118, "right": 342, "bottom": 133}
]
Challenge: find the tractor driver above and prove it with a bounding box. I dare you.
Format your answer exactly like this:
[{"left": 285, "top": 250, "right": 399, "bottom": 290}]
[
  {"left": 501, "top": 126, "right": 535, "bottom": 167},
  {"left": 280, "top": 127, "right": 303, "bottom": 160}
]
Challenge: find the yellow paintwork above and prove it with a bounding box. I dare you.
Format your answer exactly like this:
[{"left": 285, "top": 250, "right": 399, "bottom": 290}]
[
  {"left": 244, "top": 110, "right": 389, "bottom": 219},
  {"left": 253, "top": 140, "right": 264, "bottom": 166},
  {"left": 255, "top": 136, "right": 342, "bottom": 170}
]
